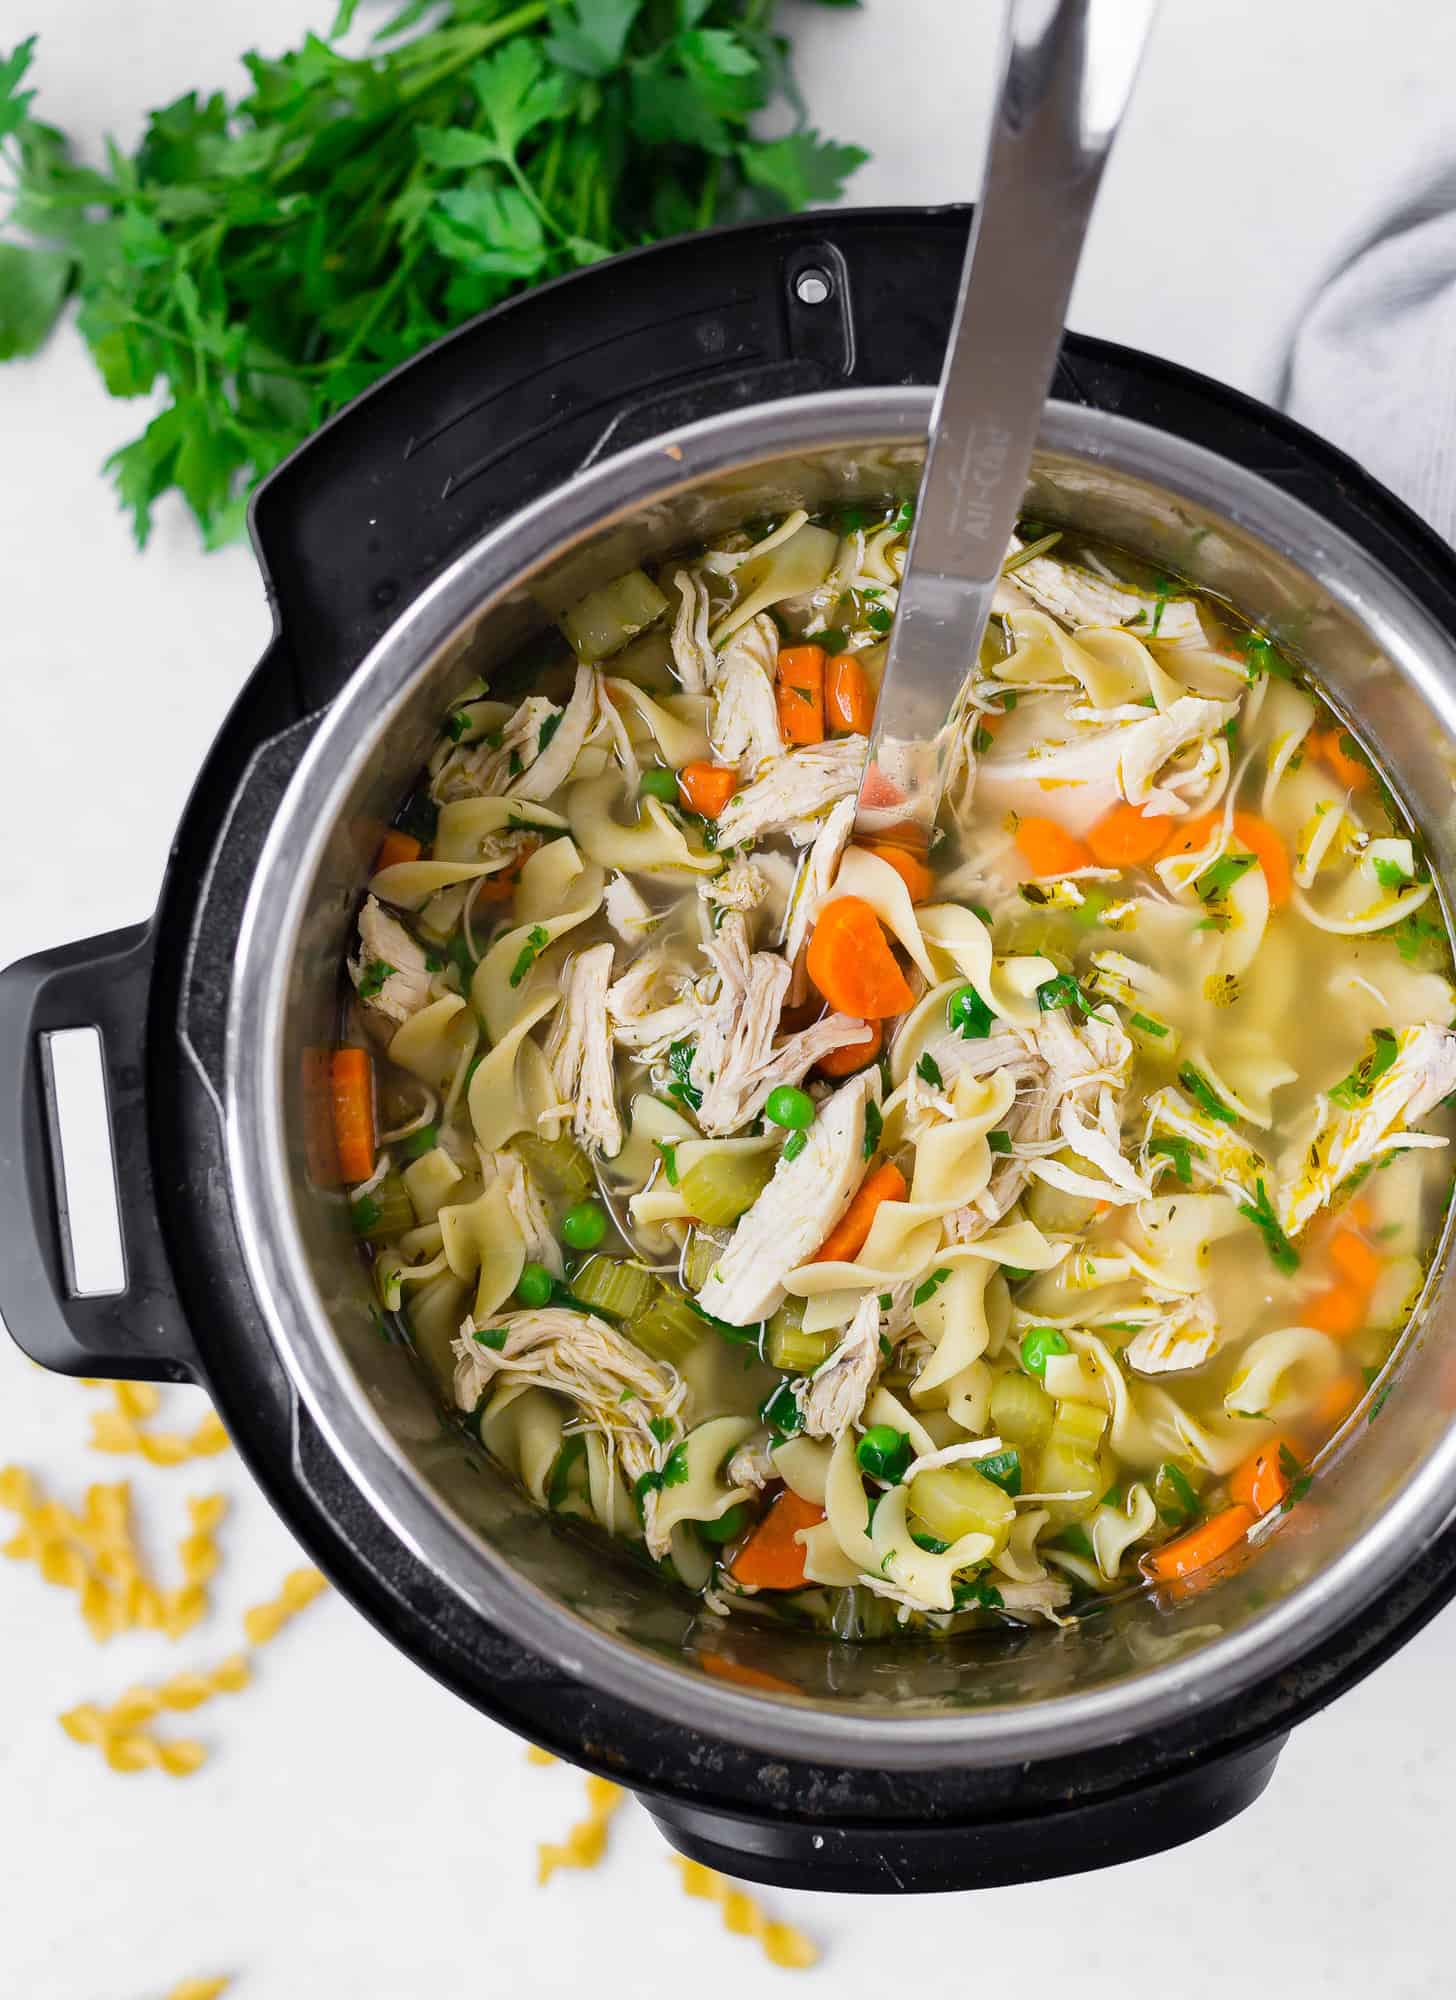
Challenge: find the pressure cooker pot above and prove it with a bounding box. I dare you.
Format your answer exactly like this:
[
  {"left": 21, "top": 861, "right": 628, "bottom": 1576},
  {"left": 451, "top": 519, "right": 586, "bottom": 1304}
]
[{"left": 6, "top": 211, "right": 1456, "bottom": 1893}]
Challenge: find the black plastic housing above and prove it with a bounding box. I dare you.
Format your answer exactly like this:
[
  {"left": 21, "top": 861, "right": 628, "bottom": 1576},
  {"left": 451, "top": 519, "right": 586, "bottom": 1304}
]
[{"left": 6, "top": 208, "right": 1456, "bottom": 1892}]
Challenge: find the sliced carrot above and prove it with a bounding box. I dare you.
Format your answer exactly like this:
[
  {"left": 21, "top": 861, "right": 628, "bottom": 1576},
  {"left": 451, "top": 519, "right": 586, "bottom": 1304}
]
[
  {"left": 806, "top": 896, "right": 914, "bottom": 1019},
  {"left": 472, "top": 836, "right": 541, "bottom": 905},
  {"left": 1142, "top": 1504, "right": 1255, "bottom": 1585},
  {"left": 826, "top": 652, "right": 876, "bottom": 735},
  {"left": 1328, "top": 1227, "right": 1382, "bottom": 1292},
  {"left": 729, "top": 1491, "right": 824, "bottom": 1591},
  {"left": 1229, "top": 1433, "right": 1302, "bottom": 1516},
  {"left": 1161, "top": 809, "right": 1290, "bottom": 907},
  {"left": 1301, "top": 1283, "right": 1367, "bottom": 1338},
  {"left": 863, "top": 841, "right": 935, "bottom": 904},
  {"left": 1309, "top": 727, "right": 1372, "bottom": 793},
  {"left": 1015, "top": 815, "right": 1092, "bottom": 878},
  {"left": 374, "top": 828, "right": 422, "bottom": 873},
  {"left": 1342, "top": 1195, "right": 1374, "bottom": 1231},
  {"left": 698, "top": 1651, "right": 801, "bottom": 1695},
  {"left": 1086, "top": 803, "right": 1173, "bottom": 868},
  {"left": 775, "top": 644, "right": 826, "bottom": 746},
  {"left": 678, "top": 761, "right": 738, "bottom": 819},
  {"left": 858, "top": 763, "right": 905, "bottom": 812},
  {"left": 330, "top": 1047, "right": 377, "bottom": 1185},
  {"left": 815, "top": 1161, "right": 908, "bottom": 1265},
  {"left": 816, "top": 1017, "right": 883, "bottom": 1079},
  {"left": 1311, "top": 1373, "right": 1363, "bottom": 1431}
]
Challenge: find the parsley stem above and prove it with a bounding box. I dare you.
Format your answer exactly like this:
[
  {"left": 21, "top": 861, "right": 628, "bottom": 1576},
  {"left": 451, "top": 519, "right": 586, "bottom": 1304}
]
[
  {"left": 334, "top": 243, "right": 424, "bottom": 368},
  {"left": 395, "top": 3, "right": 551, "bottom": 104},
  {"left": 696, "top": 158, "right": 720, "bottom": 230}
]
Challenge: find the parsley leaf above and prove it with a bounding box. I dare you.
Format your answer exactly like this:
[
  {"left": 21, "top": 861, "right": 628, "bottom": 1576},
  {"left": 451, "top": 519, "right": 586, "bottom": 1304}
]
[
  {"left": 1237, "top": 1178, "right": 1300, "bottom": 1275},
  {"left": 862, "top": 1099, "right": 883, "bottom": 1161},
  {"left": 508, "top": 923, "right": 550, "bottom": 988},
  {"left": 665, "top": 1038, "right": 702, "bottom": 1114},
  {"left": 1178, "top": 1063, "right": 1237, "bottom": 1124},
  {"left": 915, "top": 1051, "right": 943, "bottom": 1089},
  {"left": 1328, "top": 1028, "right": 1399, "bottom": 1109}
]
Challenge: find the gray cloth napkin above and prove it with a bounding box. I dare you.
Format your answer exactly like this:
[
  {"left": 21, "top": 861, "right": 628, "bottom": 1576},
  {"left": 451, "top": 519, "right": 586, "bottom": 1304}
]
[{"left": 1282, "top": 162, "right": 1456, "bottom": 545}]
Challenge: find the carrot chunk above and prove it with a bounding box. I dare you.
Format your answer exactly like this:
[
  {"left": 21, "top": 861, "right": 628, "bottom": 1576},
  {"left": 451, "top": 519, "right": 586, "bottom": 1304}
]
[
  {"left": 1142, "top": 1504, "right": 1255, "bottom": 1584},
  {"left": 1311, "top": 1373, "right": 1364, "bottom": 1431},
  {"left": 1161, "top": 809, "right": 1290, "bottom": 907},
  {"left": 678, "top": 761, "right": 738, "bottom": 819},
  {"left": 1328, "top": 1227, "right": 1382, "bottom": 1292},
  {"left": 1302, "top": 1283, "right": 1367, "bottom": 1338},
  {"left": 698, "top": 1652, "right": 801, "bottom": 1695},
  {"left": 863, "top": 841, "right": 935, "bottom": 904},
  {"left": 806, "top": 896, "right": 914, "bottom": 1019},
  {"left": 1229, "top": 1434, "right": 1302, "bottom": 1516},
  {"left": 1086, "top": 803, "right": 1173, "bottom": 868},
  {"left": 330, "top": 1047, "right": 377, "bottom": 1185},
  {"left": 815, "top": 1018, "right": 883, "bottom": 1079},
  {"left": 815, "top": 1161, "right": 908, "bottom": 1265},
  {"left": 473, "top": 836, "right": 541, "bottom": 904},
  {"left": 374, "top": 829, "right": 422, "bottom": 873},
  {"left": 730, "top": 1491, "right": 824, "bottom": 1591},
  {"left": 1015, "top": 816, "right": 1092, "bottom": 877},
  {"left": 826, "top": 652, "right": 876, "bottom": 734},
  {"left": 775, "top": 645, "right": 826, "bottom": 745},
  {"left": 1308, "top": 727, "right": 1372, "bottom": 793}
]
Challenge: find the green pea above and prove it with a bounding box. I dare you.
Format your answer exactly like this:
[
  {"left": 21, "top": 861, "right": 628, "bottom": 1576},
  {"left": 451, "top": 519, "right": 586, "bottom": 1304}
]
[
  {"left": 855, "top": 1424, "right": 912, "bottom": 1482},
  {"left": 698, "top": 1502, "right": 752, "bottom": 1546},
  {"left": 516, "top": 1261, "right": 554, "bottom": 1308},
  {"left": 639, "top": 767, "right": 679, "bottom": 803},
  {"left": 561, "top": 1200, "right": 608, "bottom": 1250},
  {"left": 1020, "top": 1326, "right": 1072, "bottom": 1378},
  {"left": 765, "top": 1084, "right": 816, "bottom": 1131}
]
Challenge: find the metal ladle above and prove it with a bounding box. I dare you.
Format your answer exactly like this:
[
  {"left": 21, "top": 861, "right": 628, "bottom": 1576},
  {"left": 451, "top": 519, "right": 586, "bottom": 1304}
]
[{"left": 854, "top": 0, "right": 1159, "bottom": 844}]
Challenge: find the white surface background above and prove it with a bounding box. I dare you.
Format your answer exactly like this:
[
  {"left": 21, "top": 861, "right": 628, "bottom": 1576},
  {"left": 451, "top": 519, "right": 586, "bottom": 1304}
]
[{"left": 2, "top": 2, "right": 1454, "bottom": 1994}]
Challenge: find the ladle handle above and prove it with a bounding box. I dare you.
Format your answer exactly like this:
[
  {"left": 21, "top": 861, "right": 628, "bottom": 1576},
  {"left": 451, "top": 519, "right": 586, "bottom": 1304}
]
[{"left": 860, "top": 0, "right": 1159, "bottom": 837}]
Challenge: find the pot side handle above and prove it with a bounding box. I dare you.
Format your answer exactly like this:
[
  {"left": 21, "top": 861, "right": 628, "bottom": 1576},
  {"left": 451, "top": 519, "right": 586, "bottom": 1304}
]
[{"left": 0, "top": 924, "right": 202, "bottom": 1383}]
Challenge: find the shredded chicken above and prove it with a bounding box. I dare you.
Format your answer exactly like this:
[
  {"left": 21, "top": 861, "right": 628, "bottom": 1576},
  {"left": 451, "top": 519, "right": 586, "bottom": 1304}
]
[
  {"left": 697, "top": 1071, "right": 876, "bottom": 1325},
  {"left": 977, "top": 695, "right": 1237, "bottom": 833},
  {"left": 603, "top": 872, "right": 658, "bottom": 943},
  {"left": 726, "top": 1436, "right": 777, "bottom": 1491},
  {"left": 607, "top": 950, "right": 709, "bottom": 1060},
  {"left": 1278, "top": 1021, "right": 1456, "bottom": 1235},
  {"left": 511, "top": 665, "right": 599, "bottom": 802},
  {"left": 710, "top": 614, "right": 784, "bottom": 774},
  {"left": 689, "top": 914, "right": 872, "bottom": 1135},
  {"left": 1002, "top": 539, "right": 1208, "bottom": 643},
  {"left": 452, "top": 1306, "right": 685, "bottom": 1554},
  {"left": 671, "top": 571, "right": 713, "bottom": 693},
  {"left": 700, "top": 853, "right": 768, "bottom": 915},
  {"left": 993, "top": 1575, "right": 1074, "bottom": 1623},
  {"left": 713, "top": 736, "right": 867, "bottom": 849},
  {"left": 491, "top": 1147, "right": 563, "bottom": 1279},
  {"left": 349, "top": 896, "right": 435, "bottom": 1024},
  {"left": 544, "top": 942, "right": 622, "bottom": 1156},
  {"left": 1122, "top": 1294, "right": 1221, "bottom": 1376},
  {"left": 433, "top": 696, "right": 559, "bottom": 802},
  {"left": 799, "top": 1293, "right": 881, "bottom": 1439}
]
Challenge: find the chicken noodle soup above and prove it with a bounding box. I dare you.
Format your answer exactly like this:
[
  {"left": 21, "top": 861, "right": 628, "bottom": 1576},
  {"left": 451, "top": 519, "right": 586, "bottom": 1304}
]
[{"left": 335, "top": 502, "right": 1456, "bottom": 1633}]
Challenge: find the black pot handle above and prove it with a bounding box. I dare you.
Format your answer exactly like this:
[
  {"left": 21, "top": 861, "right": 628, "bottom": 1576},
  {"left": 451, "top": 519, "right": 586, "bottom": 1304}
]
[
  {"left": 0, "top": 923, "right": 202, "bottom": 1383},
  {"left": 638, "top": 1732, "right": 1286, "bottom": 1894}
]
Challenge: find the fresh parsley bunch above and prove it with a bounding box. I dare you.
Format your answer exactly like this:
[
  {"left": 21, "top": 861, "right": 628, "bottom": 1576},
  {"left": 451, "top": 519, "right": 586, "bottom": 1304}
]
[{"left": 0, "top": 1, "right": 866, "bottom": 548}]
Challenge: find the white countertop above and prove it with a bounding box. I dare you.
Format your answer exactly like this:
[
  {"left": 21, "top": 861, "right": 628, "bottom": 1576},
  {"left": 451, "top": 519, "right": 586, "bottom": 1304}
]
[{"left": 3, "top": 2, "right": 1455, "bottom": 1993}]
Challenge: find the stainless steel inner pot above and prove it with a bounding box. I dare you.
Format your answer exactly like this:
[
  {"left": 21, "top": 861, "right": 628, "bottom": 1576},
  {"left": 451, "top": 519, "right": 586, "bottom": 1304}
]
[{"left": 226, "top": 388, "right": 1456, "bottom": 1769}]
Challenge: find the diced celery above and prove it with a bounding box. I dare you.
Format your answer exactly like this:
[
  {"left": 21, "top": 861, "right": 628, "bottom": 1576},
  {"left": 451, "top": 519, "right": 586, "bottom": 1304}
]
[
  {"left": 1033, "top": 1441, "right": 1104, "bottom": 1525},
  {"left": 610, "top": 628, "right": 677, "bottom": 693},
  {"left": 680, "top": 1227, "right": 726, "bottom": 1293},
  {"left": 907, "top": 1463, "right": 1016, "bottom": 1551},
  {"left": 350, "top": 1172, "right": 414, "bottom": 1242},
  {"left": 765, "top": 1298, "right": 833, "bottom": 1374},
  {"left": 1051, "top": 1397, "right": 1109, "bottom": 1453},
  {"left": 1024, "top": 1158, "right": 1102, "bottom": 1234},
  {"left": 568, "top": 1256, "right": 658, "bottom": 1322},
  {"left": 629, "top": 1293, "right": 705, "bottom": 1367},
  {"left": 560, "top": 569, "right": 670, "bottom": 662},
  {"left": 512, "top": 1132, "right": 593, "bottom": 1204},
  {"left": 679, "top": 1150, "right": 776, "bottom": 1228},
  {"left": 989, "top": 1369, "right": 1055, "bottom": 1453}
]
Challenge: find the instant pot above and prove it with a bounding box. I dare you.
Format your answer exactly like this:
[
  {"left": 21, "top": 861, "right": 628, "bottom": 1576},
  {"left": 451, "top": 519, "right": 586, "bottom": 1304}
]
[{"left": 6, "top": 209, "right": 1456, "bottom": 1893}]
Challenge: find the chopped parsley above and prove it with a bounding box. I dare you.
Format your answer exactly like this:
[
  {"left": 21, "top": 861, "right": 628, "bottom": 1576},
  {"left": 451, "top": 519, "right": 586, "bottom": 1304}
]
[
  {"left": 948, "top": 983, "right": 996, "bottom": 1039},
  {"left": 912, "top": 1267, "right": 951, "bottom": 1307},
  {"left": 953, "top": 1576, "right": 1005, "bottom": 1612},
  {"left": 863, "top": 1099, "right": 884, "bottom": 1161},
  {"left": 508, "top": 923, "right": 550, "bottom": 988},
  {"left": 537, "top": 711, "right": 561, "bottom": 754},
  {"left": 1237, "top": 1178, "right": 1299, "bottom": 1275},
  {"left": 665, "top": 1039, "right": 703, "bottom": 1114},
  {"left": 546, "top": 1434, "right": 586, "bottom": 1510},
  {"left": 866, "top": 605, "right": 893, "bottom": 633},
  {"left": 1328, "top": 1028, "right": 1399, "bottom": 1109},
  {"left": 915, "top": 1051, "right": 944, "bottom": 1089},
  {"left": 1394, "top": 911, "right": 1444, "bottom": 963},
  {"left": 401, "top": 1122, "right": 440, "bottom": 1160},
  {"left": 648, "top": 1415, "right": 674, "bottom": 1444},
  {"left": 442, "top": 708, "right": 470, "bottom": 743},
  {"left": 1177, "top": 1063, "right": 1237, "bottom": 1124},
  {"left": 1243, "top": 632, "right": 1293, "bottom": 680},
  {"left": 656, "top": 1141, "right": 679, "bottom": 1187},
  {"left": 1149, "top": 1134, "right": 1201, "bottom": 1183},
  {"left": 759, "top": 1381, "right": 803, "bottom": 1438},
  {"left": 782, "top": 1130, "right": 808, "bottom": 1162},
  {"left": 987, "top": 1128, "right": 1013, "bottom": 1155},
  {"left": 815, "top": 625, "right": 848, "bottom": 654},
  {"left": 1277, "top": 1441, "right": 1313, "bottom": 1513},
  {"left": 1130, "top": 1010, "right": 1169, "bottom": 1039},
  {"left": 973, "top": 726, "right": 993, "bottom": 754},
  {"left": 889, "top": 499, "right": 916, "bottom": 535},
  {"left": 978, "top": 1448, "right": 1022, "bottom": 1497},
  {"left": 356, "top": 958, "right": 394, "bottom": 1000},
  {"left": 471, "top": 1326, "right": 509, "bottom": 1351},
  {"left": 1372, "top": 855, "right": 1412, "bottom": 891},
  {"left": 1195, "top": 852, "right": 1257, "bottom": 904}
]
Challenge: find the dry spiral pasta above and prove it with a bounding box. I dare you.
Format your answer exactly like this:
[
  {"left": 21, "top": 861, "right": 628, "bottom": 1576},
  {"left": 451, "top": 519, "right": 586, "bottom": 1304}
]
[
  {"left": 536, "top": 1774, "right": 626, "bottom": 1885},
  {"left": 164, "top": 1980, "right": 231, "bottom": 2000},
  {"left": 672, "top": 1858, "right": 818, "bottom": 1970},
  {"left": 59, "top": 1655, "right": 250, "bottom": 1778},
  {"left": 242, "top": 1566, "right": 328, "bottom": 1646}
]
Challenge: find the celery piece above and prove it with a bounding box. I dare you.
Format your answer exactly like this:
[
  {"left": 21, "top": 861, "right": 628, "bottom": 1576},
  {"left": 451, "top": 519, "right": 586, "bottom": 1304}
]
[
  {"left": 765, "top": 1299, "right": 833, "bottom": 1374},
  {"left": 350, "top": 1172, "right": 413, "bottom": 1242},
  {"left": 907, "top": 1463, "right": 1015, "bottom": 1551},
  {"left": 561, "top": 569, "right": 670, "bottom": 662},
  {"left": 1051, "top": 1397, "right": 1109, "bottom": 1453},
  {"left": 629, "top": 1294, "right": 705, "bottom": 1367},
  {"left": 568, "top": 1256, "right": 658, "bottom": 1322},
  {"left": 679, "top": 1150, "right": 776, "bottom": 1228},
  {"left": 1033, "top": 1441, "right": 1105, "bottom": 1525},
  {"left": 680, "top": 1227, "right": 726, "bottom": 1293},
  {"left": 513, "top": 1132, "right": 593, "bottom": 1204},
  {"left": 989, "top": 1370, "right": 1056, "bottom": 1453}
]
